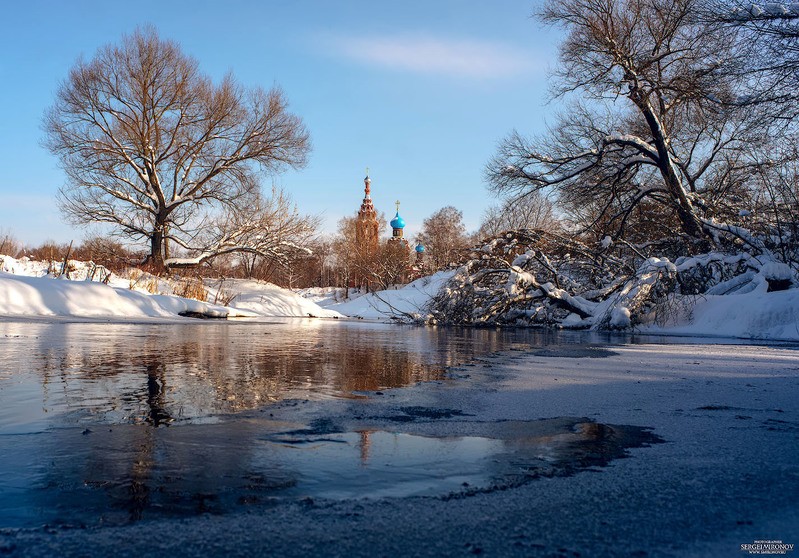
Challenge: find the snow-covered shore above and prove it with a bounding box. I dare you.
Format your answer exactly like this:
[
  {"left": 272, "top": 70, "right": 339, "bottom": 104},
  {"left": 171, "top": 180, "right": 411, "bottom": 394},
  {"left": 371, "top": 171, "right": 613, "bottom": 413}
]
[
  {"left": 318, "top": 271, "right": 456, "bottom": 320},
  {"left": 1, "top": 253, "right": 798, "bottom": 341},
  {"left": 639, "top": 288, "right": 799, "bottom": 341},
  {"left": 0, "top": 255, "right": 340, "bottom": 320},
  {"left": 0, "top": 273, "right": 249, "bottom": 320}
]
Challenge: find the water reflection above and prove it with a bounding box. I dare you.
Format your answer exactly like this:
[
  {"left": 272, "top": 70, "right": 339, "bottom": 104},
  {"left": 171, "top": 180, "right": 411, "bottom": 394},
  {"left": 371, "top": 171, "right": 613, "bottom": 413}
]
[
  {"left": 0, "top": 319, "right": 633, "bottom": 528},
  {"left": 2, "top": 320, "right": 528, "bottom": 430},
  {"left": 0, "top": 415, "right": 661, "bottom": 527}
]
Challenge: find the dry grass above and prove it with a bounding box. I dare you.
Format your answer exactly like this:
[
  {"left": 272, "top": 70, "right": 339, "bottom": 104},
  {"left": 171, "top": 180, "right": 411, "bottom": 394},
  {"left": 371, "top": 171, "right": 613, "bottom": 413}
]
[
  {"left": 211, "top": 278, "right": 238, "bottom": 306},
  {"left": 174, "top": 277, "right": 208, "bottom": 302},
  {"left": 128, "top": 269, "right": 159, "bottom": 294}
]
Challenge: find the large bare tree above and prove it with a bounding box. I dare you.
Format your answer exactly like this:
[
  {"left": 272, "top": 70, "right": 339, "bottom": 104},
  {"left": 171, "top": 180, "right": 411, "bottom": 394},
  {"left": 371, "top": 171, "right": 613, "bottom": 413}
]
[
  {"left": 486, "top": 0, "right": 763, "bottom": 244},
  {"left": 44, "top": 27, "right": 310, "bottom": 269}
]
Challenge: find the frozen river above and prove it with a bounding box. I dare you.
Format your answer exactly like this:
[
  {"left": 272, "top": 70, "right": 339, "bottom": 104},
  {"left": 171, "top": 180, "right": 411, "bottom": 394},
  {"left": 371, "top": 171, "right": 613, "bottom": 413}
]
[
  {"left": 0, "top": 320, "right": 635, "bottom": 527},
  {"left": 0, "top": 319, "right": 797, "bottom": 556}
]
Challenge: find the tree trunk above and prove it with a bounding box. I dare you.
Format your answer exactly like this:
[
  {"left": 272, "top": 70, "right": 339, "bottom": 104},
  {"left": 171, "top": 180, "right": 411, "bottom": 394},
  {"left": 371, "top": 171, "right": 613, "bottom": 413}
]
[
  {"left": 633, "top": 92, "right": 707, "bottom": 239},
  {"left": 148, "top": 228, "right": 165, "bottom": 271},
  {"left": 163, "top": 224, "right": 170, "bottom": 262}
]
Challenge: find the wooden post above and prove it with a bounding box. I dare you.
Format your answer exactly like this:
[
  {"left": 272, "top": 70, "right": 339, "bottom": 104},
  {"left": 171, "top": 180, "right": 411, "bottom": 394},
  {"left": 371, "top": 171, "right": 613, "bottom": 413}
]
[{"left": 59, "top": 240, "right": 74, "bottom": 278}]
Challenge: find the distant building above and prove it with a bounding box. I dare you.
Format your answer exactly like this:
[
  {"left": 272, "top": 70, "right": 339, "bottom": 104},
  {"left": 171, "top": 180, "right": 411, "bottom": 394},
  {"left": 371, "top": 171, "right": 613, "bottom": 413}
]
[
  {"left": 352, "top": 173, "right": 422, "bottom": 287},
  {"left": 355, "top": 174, "right": 380, "bottom": 258}
]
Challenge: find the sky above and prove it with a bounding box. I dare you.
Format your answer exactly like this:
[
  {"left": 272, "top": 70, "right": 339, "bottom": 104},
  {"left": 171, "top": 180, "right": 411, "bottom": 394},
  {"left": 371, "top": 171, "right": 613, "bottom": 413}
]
[{"left": 0, "top": 0, "right": 562, "bottom": 247}]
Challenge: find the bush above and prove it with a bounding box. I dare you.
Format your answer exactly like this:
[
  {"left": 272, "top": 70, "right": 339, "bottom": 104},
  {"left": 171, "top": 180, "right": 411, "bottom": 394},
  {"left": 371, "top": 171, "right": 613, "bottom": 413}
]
[
  {"left": 73, "top": 237, "right": 140, "bottom": 272},
  {"left": 0, "top": 232, "right": 22, "bottom": 258}
]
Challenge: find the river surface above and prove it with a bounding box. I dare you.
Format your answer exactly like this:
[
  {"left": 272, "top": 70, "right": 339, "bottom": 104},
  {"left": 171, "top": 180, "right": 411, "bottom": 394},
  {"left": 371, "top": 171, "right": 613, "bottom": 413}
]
[{"left": 0, "top": 320, "right": 681, "bottom": 527}]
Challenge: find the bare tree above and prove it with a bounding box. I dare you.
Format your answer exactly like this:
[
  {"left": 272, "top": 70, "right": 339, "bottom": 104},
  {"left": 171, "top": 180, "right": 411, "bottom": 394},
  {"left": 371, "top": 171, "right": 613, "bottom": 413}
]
[
  {"left": 370, "top": 241, "right": 412, "bottom": 290},
  {"left": 486, "top": 0, "right": 763, "bottom": 244},
  {"left": 327, "top": 213, "right": 416, "bottom": 290},
  {"left": 416, "top": 206, "right": 470, "bottom": 270},
  {"left": 273, "top": 238, "right": 336, "bottom": 288},
  {"left": 477, "top": 191, "right": 559, "bottom": 238},
  {"left": 44, "top": 27, "right": 310, "bottom": 270},
  {"left": 331, "top": 213, "right": 389, "bottom": 291},
  {"left": 0, "top": 230, "right": 22, "bottom": 258},
  {"left": 705, "top": 2, "right": 799, "bottom": 119},
  {"left": 167, "top": 186, "right": 319, "bottom": 271}
]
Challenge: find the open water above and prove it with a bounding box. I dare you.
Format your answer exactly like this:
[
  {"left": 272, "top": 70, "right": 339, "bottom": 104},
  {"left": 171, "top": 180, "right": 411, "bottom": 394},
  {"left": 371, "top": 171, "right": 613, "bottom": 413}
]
[{"left": 0, "top": 319, "right": 654, "bottom": 527}]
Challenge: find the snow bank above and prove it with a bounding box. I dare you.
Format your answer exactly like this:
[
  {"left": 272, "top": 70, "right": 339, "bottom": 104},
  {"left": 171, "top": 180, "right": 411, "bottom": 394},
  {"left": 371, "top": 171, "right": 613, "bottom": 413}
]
[
  {"left": 297, "top": 286, "right": 365, "bottom": 308},
  {"left": 330, "top": 271, "right": 455, "bottom": 320},
  {"left": 0, "top": 272, "right": 246, "bottom": 319},
  {"left": 0, "top": 254, "right": 340, "bottom": 320},
  {"left": 221, "top": 280, "right": 343, "bottom": 318},
  {"left": 641, "top": 289, "right": 799, "bottom": 341}
]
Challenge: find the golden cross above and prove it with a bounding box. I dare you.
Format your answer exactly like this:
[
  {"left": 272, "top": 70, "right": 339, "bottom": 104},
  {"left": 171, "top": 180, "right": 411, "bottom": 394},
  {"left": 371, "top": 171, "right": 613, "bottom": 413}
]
[
  {"left": 395, "top": 200, "right": 401, "bottom": 212},
  {"left": 366, "top": 166, "right": 370, "bottom": 176}
]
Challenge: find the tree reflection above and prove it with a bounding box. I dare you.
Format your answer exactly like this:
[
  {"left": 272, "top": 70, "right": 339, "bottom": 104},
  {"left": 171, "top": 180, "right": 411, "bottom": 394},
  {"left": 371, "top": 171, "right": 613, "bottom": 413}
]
[
  {"left": 145, "top": 362, "right": 172, "bottom": 427},
  {"left": 0, "top": 320, "right": 581, "bottom": 527},
  {"left": 25, "top": 322, "right": 504, "bottom": 422}
]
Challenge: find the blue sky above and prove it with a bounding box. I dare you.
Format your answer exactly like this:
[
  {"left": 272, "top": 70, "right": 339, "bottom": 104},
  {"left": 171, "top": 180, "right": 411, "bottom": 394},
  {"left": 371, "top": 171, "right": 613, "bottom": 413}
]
[{"left": 0, "top": 0, "right": 561, "bottom": 246}]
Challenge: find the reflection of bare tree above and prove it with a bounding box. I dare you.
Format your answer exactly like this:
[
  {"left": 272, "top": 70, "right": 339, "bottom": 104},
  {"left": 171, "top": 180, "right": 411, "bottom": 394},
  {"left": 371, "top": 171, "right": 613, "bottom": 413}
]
[
  {"left": 127, "top": 427, "right": 154, "bottom": 521},
  {"left": 358, "top": 430, "right": 374, "bottom": 463},
  {"left": 13, "top": 321, "right": 540, "bottom": 426},
  {"left": 145, "top": 363, "right": 172, "bottom": 427}
]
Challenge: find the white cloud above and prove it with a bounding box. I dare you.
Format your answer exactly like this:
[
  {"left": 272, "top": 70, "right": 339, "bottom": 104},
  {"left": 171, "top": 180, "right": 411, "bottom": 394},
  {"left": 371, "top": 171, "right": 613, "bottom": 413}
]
[{"left": 324, "top": 34, "right": 536, "bottom": 79}]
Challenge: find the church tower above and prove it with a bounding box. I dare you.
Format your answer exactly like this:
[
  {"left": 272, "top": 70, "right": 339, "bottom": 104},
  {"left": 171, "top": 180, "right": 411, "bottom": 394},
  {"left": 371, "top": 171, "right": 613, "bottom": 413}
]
[
  {"left": 355, "top": 173, "right": 379, "bottom": 257},
  {"left": 389, "top": 200, "right": 408, "bottom": 244}
]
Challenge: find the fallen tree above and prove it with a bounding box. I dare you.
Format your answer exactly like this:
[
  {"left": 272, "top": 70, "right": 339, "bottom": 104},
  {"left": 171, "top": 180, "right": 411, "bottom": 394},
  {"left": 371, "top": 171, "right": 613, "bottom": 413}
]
[{"left": 425, "top": 228, "right": 797, "bottom": 329}]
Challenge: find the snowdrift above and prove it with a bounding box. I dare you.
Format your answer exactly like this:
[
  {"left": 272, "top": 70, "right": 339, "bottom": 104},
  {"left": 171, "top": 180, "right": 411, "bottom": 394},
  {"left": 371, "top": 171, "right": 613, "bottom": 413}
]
[
  {"left": 642, "top": 289, "right": 799, "bottom": 341},
  {"left": 0, "top": 255, "right": 341, "bottom": 320},
  {"left": 220, "top": 280, "right": 342, "bottom": 318},
  {"left": 0, "top": 272, "right": 243, "bottom": 319},
  {"left": 329, "top": 271, "right": 455, "bottom": 320}
]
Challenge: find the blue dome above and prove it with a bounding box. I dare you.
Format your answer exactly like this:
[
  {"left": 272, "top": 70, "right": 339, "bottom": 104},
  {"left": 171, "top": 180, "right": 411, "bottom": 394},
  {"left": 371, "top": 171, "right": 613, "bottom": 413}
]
[
  {"left": 390, "top": 212, "right": 406, "bottom": 229},
  {"left": 415, "top": 244, "right": 425, "bottom": 253}
]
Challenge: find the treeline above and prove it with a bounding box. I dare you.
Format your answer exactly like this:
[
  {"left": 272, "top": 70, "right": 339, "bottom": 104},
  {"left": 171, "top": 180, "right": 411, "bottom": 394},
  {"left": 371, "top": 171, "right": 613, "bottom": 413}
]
[{"left": 0, "top": 194, "right": 546, "bottom": 290}]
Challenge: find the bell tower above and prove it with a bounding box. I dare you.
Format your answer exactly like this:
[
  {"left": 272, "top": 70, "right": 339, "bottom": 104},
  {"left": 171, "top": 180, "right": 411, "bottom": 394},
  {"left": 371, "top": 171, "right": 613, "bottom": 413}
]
[{"left": 355, "top": 172, "right": 379, "bottom": 257}]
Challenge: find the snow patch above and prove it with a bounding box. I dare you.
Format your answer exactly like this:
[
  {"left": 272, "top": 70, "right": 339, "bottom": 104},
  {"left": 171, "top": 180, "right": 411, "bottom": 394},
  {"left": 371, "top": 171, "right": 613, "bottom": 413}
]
[
  {"left": 330, "top": 271, "right": 455, "bottom": 320},
  {"left": 609, "top": 306, "right": 631, "bottom": 328},
  {"left": 760, "top": 262, "right": 793, "bottom": 282}
]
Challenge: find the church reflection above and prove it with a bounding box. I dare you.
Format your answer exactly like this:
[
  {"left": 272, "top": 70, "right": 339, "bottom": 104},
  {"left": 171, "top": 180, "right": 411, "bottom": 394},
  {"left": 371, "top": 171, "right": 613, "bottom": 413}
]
[
  {"left": 23, "top": 320, "right": 527, "bottom": 423},
  {"left": 0, "top": 319, "right": 560, "bottom": 527}
]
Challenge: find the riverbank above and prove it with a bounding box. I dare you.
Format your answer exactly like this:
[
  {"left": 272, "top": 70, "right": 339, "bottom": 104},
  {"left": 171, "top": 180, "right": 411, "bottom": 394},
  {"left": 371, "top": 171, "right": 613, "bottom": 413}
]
[
  {"left": 2, "top": 338, "right": 797, "bottom": 557},
  {"left": 3, "top": 254, "right": 799, "bottom": 343}
]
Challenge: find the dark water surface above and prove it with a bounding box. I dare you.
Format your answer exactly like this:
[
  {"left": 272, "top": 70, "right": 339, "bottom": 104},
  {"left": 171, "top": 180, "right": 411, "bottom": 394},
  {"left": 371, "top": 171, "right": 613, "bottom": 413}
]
[
  {"left": 0, "top": 319, "right": 655, "bottom": 528},
  {"left": 0, "top": 319, "right": 564, "bottom": 430}
]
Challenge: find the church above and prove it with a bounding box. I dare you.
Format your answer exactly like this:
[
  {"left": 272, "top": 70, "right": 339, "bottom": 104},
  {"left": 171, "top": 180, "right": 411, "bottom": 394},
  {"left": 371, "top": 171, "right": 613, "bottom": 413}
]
[{"left": 353, "top": 173, "right": 425, "bottom": 289}]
